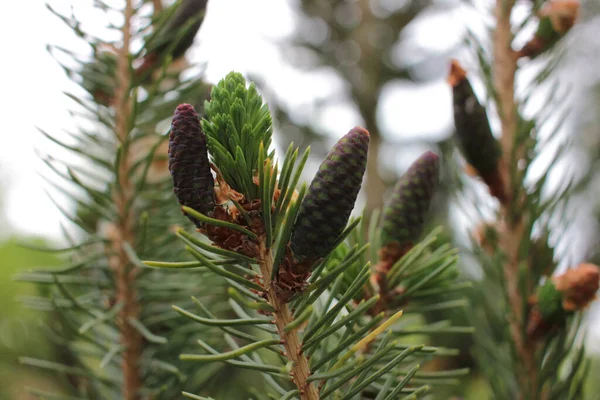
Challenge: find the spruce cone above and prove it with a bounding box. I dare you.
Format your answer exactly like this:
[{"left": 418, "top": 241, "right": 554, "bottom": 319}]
[
  {"left": 168, "top": 103, "right": 215, "bottom": 228},
  {"left": 449, "top": 60, "right": 506, "bottom": 203},
  {"left": 290, "top": 126, "right": 370, "bottom": 265},
  {"left": 380, "top": 151, "right": 439, "bottom": 249}
]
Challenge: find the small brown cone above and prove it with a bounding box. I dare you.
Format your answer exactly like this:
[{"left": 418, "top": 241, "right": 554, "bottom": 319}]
[{"left": 448, "top": 60, "right": 507, "bottom": 203}]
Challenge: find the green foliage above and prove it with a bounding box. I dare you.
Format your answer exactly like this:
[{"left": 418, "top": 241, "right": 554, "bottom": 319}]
[
  {"left": 202, "top": 72, "right": 273, "bottom": 200},
  {"left": 7, "top": 2, "right": 536, "bottom": 399},
  {"left": 146, "top": 72, "right": 470, "bottom": 399},
  {"left": 0, "top": 238, "right": 63, "bottom": 399},
  {"left": 536, "top": 280, "right": 564, "bottom": 319},
  {"left": 16, "top": 2, "right": 252, "bottom": 399}
]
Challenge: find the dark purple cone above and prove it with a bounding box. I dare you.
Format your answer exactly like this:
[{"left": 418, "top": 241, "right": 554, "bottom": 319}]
[
  {"left": 380, "top": 151, "right": 439, "bottom": 247},
  {"left": 169, "top": 103, "right": 215, "bottom": 227},
  {"left": 290, "top": 126, "right": 370, "bottom": 265}
]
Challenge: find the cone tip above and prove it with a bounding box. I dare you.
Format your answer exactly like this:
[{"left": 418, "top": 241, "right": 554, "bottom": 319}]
[
  {"left": 447, "top": 60, "right": 467, "bottom": 87},
  {"left": 350, "top": 126, "right": 370, "bottom": 137},
  {"left": 421, "top": 151, "right": 439, "bottom": 162},
  {"left": 175, "top": 103, "right": 196, "bottom": 112}
]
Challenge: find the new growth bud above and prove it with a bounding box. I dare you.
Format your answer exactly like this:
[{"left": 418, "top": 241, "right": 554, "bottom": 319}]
[
  {"left": 290, "top": 127, "right": 370, "bottom": 265},
  {"left": 527, "top": 263, "right": 599, "bottom": 340},
  {"left": 552, "top": 263, "right": 599, "bottom": 312},
  {"left": 448, "top": 60, "right": 506, "bottom": 203},
  {"left": 517, "top": 0, "right": 580, "bottom": 59},
  {"left": 168, "top": 103, "right": 215, "bottom": 227}
]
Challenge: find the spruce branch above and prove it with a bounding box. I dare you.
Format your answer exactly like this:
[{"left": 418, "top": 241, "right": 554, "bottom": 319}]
[
  {"left": 492, "top": 0, "right": 539, "bottom": 396},
  {"left": 158, "top": 72, "right": 469, "bottom": 399},
  {"left": 457, "top": 0, "right": 597, "bottom": 398},
  {"left": 23, "top": 1, "right": 219, "bottom": 398},
  {"left": 258, "top": 242, "right": 319, "bottom": 400}
]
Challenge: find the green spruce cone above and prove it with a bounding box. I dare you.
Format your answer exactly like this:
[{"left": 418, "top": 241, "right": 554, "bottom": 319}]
[
  {"left": 380, "top": 151, "right": 439, "bottom": 247},
  {"left": 451, "top": 68, "right": 500, "bottom": 176},
  {"left": 169, "top": 103, "right": 215, "bottom": 228},
  {"left": 290, "top": 126, "right": 370, "bottom": 264}
]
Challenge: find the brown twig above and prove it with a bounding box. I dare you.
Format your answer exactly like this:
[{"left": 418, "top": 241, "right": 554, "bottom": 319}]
[
  {"left": 110, "top": 1, "right": 142, "bottom": 399},
  {"left": 257, "top": 242, "right": 319, "bottom": 400},
  {"left": 152, "top": 0, "right": 163, "bottom": 13},
  {"left": 493, "top": 0, "right": 538, "bottom": 398}
]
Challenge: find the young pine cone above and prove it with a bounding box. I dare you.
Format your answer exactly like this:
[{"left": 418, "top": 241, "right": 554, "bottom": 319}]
[
  {"left": 290, "top": 126, "right": 370, "bottom": 265},
  {"left": 448, "top": 60, "right": 506, "bottom": 203},
  {"left": 380, "top": 151, "right": 439, "bottom": 256},
  {"left": 168, "top": 103, "right": 215, "bottom": 228}
]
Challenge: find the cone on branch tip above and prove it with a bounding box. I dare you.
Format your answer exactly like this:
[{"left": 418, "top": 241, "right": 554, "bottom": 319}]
[
  {"left": 527, "top": 263, "right": 599, "bottom": 340},
  {"left": 276, "top": 127, "right": 369, "bottom": 301},
  {"left": 137, "top": 0, "right": 208, "bottom": 81},
  {"left": 448, "top": 60, "right": 507, "bottom": 203},
  {"left": 374, "top": 152, "right": 439, "bottom": 292},
  {"left": 168, "top": 103, "right": 215, "bottom": 228},
  {"left": 290, "top": 127, "right": 370, "bottom": 265},
  {"left": 517, "top": 0, "right": 579, "bottom": 59}
]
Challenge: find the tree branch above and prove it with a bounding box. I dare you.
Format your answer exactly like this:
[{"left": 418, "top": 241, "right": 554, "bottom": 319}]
[
  {"left": 493, "top": 0, "right": 537, "bottom": 398},
  {"left": 111, "top": 1, "right": 142, "bottom": 399},
  {"left": 257, "top": 242, "right": 319, "bottom": 400}
]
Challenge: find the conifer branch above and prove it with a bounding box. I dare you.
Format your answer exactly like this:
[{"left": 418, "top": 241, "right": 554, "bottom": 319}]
[
  {"left": 257, "top": 241, "right": 319, "bottom": 400},
  {"left": 111, "top": 1, "right": 142, "bottom": 398},
  {"left": 493, "top": 0, "right": 536, "bottom": 397}
]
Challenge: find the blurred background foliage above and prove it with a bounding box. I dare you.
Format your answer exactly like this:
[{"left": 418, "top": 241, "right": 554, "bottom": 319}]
[{"left": 1, "top": 0, "right": 600, "bottom": 398}]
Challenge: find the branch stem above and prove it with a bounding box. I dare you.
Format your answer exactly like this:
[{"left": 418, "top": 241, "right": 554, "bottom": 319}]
[
  {"left": 257, "top": 242, "right": 319, "bottom": 400},
  {"left": 493, "top": 1, "right": 538, "bottom": 398},
  {"left": 111, "top": 1, "right": 142, "bottom": 399}
]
